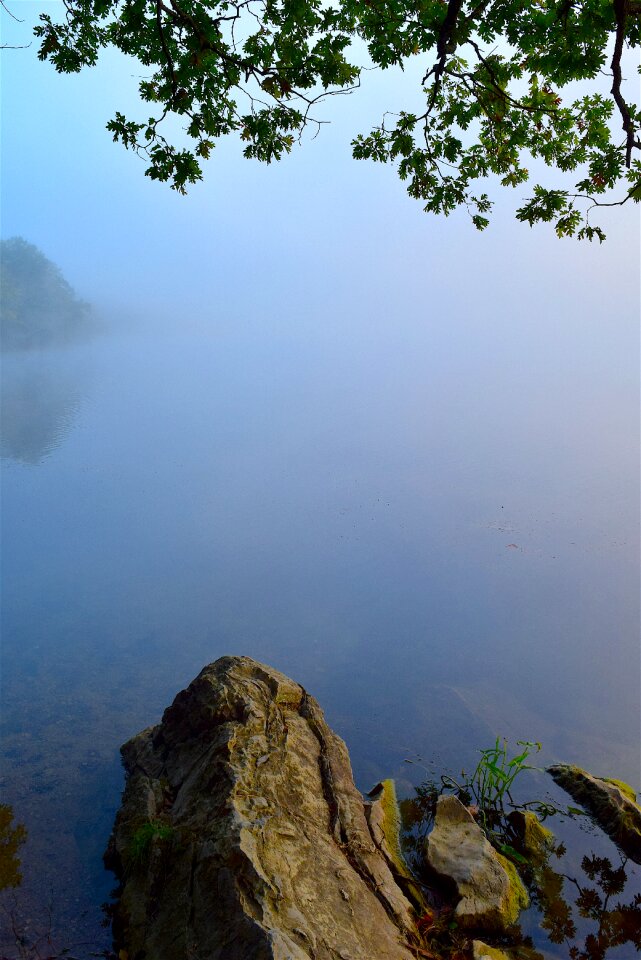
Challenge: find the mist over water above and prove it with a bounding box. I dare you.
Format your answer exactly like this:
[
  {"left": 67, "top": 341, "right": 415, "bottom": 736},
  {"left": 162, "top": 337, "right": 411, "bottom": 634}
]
[{"left": 1, "top": 284, "right": 639, "bottom": 944}]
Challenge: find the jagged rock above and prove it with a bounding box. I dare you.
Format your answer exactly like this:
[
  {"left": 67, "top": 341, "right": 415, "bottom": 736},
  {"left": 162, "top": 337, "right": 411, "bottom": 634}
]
[
  {"left": 423, "top": 795, "right": 528, "bottom": 932},
  {"left": 548, "top": 764, "right": 641, "bottom": 863},
  {"left": 105, "top": 656, "right": 418, "bottom": 960}
]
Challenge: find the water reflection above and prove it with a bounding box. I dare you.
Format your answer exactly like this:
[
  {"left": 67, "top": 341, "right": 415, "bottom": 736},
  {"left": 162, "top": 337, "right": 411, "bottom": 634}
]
[
  {"left": 534, "top": 853, "right": 641, "bottom": 959},
  {"left": 0, "top": 801, "right": 116, "bottom": 960},
  {"left": 0, "top": 804, "right": 26, "bottom": 892},
  {"left": 0, "top": 356, "right": 86, "bottom": 464}
]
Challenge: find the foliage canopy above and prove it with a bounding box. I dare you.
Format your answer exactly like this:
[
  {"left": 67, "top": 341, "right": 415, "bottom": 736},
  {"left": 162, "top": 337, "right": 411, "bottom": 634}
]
[{"left": 34, "top": 0, "right": 641, "bottom": 238}]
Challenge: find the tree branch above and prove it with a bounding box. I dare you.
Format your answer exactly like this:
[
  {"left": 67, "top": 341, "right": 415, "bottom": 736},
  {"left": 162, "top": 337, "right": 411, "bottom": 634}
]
[
  {"left": 423, "top": 0, "right": 464, "bottom": 109},
  {"left": 156, "top": 0, "right": 178, "bottom": 97},
  {"left": 0, "top": 0, "right": 23, "bottom": 22},
  {"left": 611, "top": 0, "right": 640, "bottom": 166}
]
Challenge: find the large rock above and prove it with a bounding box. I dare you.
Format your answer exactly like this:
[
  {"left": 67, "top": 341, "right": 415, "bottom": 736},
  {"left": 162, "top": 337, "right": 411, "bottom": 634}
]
[
  {"left": 423, "top": 795, "right": 528, "bottom": 933},
  {"left": 105, "top": 656, "right": 418, "bottom": 960},
  {"left": 548, "top": 764, "right": 641, "bottom": 863}
]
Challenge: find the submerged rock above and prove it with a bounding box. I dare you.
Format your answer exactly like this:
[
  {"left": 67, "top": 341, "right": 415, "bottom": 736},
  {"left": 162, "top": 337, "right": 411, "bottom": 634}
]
[
  {"left": 423, "top": 795, "right": 529, "bottom": 932},
  {"left": 548, "top": 764, "right": 641, "bottom": 863},
  {"left": 105, "top": 656, "right": 418, "bottom": 960}
]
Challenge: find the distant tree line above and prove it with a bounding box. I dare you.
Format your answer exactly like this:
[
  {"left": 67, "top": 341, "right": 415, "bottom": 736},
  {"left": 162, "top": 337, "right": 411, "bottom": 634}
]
[{"left": 0, "top": 237, "right": 93, "bottom": 351}]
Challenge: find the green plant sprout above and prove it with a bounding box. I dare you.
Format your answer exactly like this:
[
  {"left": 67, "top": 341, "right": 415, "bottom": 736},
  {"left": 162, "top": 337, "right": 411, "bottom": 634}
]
[
  {"left": 439, "top": 738, "right": 542, "bottom": 836},
  {"left": 469, "top": 738, "right": 542, "bottom": 813},
  {"left": 126, "top": 820, "right": 175, "bottom": 870}
]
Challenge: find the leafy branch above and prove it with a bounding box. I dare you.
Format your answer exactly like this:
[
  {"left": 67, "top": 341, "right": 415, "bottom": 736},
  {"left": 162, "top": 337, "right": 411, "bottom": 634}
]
[{"left": 31, "top": 0, "right": 641, "bottom": 236}]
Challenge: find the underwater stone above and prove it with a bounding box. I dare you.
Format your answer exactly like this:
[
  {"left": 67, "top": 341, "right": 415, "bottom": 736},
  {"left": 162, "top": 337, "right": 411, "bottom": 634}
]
[
  {"left": 105, "top": 656, "right": 418, "bottom": 960},
  {"left": 548, "top": 764, "right": 641, "bottom": 864}
]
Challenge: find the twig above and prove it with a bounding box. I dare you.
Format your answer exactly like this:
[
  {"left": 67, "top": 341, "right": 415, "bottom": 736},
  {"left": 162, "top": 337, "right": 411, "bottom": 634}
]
[{"left": 0, "top": 0, "right": 23, "bottom": 22}]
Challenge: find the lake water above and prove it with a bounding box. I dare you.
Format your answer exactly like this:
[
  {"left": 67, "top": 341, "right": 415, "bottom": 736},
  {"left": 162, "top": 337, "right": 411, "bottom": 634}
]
[{"left": 1, "top": 316, "right": 639, "bottom": 955}]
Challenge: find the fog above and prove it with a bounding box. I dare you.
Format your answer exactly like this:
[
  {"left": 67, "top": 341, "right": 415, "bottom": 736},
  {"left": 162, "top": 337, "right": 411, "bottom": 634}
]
[{"left": 1, "top": 1, "right": 639, "bottom": 951}]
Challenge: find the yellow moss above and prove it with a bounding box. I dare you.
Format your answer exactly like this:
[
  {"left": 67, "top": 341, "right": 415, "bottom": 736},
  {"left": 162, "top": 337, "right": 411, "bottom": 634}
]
[
  {"left": 472, "top": 943, "right": 512, "bottom": 960},
  {"left": 377, "top": 780, "right": 404, "bottom": 865},
  {"left": 600, "top": 777, "right": 640, "bottom": 805},
  {"left": 373, "top": 779, "right": 426, "bottom": 912},
  {"left": 496, "top": 851, "right": 529, "bottom": 924},
  {"left": 518, "top": 811, "right": 554, "bottom": 867}
]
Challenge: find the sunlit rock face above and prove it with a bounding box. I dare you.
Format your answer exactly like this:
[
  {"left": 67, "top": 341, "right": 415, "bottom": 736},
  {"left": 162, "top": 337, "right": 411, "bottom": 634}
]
[
  {"left": 548, "top": 764, "right": 641, "bottom": 863},
  {"left": 105, "top": 656, "right": 417, "bottom": 960},
  {"left": 423, "top": 795, "right": 528, "bottom": 933}
]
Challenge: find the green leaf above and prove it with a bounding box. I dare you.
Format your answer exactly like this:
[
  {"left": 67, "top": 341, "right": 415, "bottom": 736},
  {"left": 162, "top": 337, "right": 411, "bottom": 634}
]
[{"left": 499, "top": 844, "right": 529, "bottom": 866}]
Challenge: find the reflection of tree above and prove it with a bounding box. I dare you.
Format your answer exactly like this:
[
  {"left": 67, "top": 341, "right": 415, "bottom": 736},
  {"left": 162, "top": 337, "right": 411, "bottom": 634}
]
[
  {"left": 0, "top": 804, "right": 26, "bottom": 891},
  {"left": 0, "top": 806, "right": 111, "bottom": 960},
  {"left": 1, "top": 238, "right": 93, "bottom": 352},
  {"left": 0, "top": 360, "right": 85, "bottom": 464},
  {"left": 535, "top": 854, "right": 641, "bottom": 960}
]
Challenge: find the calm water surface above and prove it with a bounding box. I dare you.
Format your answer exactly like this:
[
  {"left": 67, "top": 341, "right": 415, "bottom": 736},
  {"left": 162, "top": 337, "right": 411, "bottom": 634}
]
[{"left": 1, "top": 317, "right": 639, "bottom": 953}]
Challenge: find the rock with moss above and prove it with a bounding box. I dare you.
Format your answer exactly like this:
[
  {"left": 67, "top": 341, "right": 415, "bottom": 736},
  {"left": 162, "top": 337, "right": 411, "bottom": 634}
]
[
  {"left": 472, "top": 942, "right": 544, "bottom": 960},
  {"left": 105, "top": 656, "right": 418, "bottom": 960},
  {"left": 548, "top": 764, "right": 641, "bottom": 863},
  {"left": 423, "top": 795, "right": 529, "bottom": 933},
  {"left": 506, "top": 811, "right": 555, "bottom": 869},
  {"left": 365, "top": 779, "right": 426, "bottom": 912},
  {"left": 473, "top": 942, "right": 512, "bottom": 960}
]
